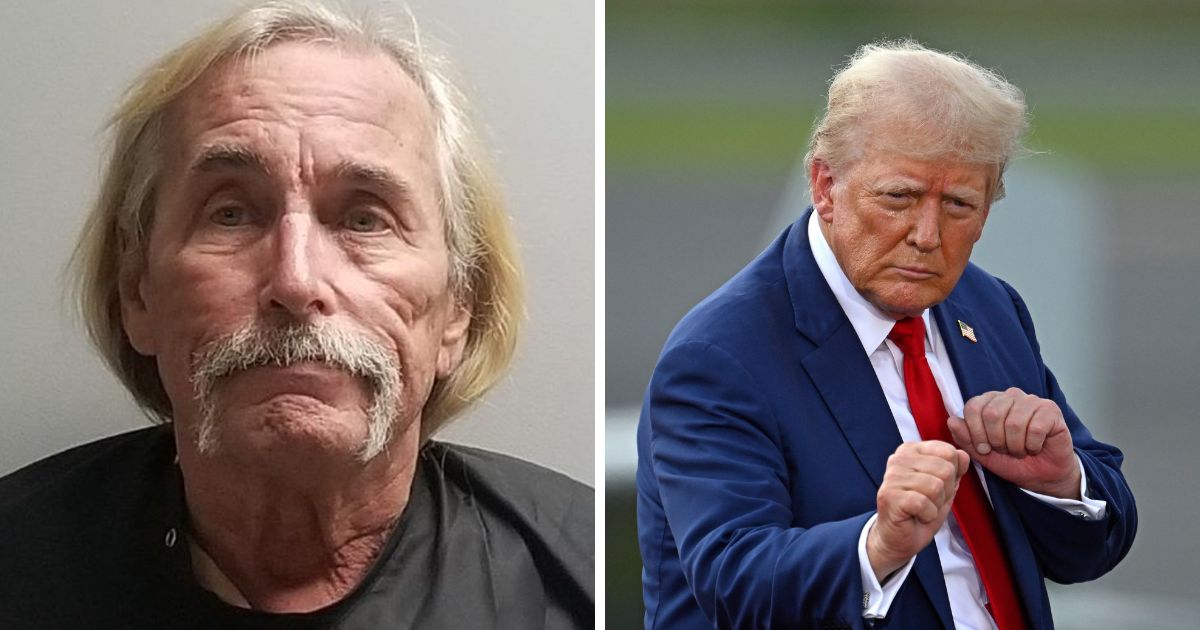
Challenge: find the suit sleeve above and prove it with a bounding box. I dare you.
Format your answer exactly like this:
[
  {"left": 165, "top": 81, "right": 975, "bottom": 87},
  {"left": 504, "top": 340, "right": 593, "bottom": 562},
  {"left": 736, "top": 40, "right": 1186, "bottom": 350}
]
[
  {"left": 999, "top": 279, "right": 1138, "bottom": 584},
  {"left": 647, "top": 340, "right": 870, "bottom": 629}
]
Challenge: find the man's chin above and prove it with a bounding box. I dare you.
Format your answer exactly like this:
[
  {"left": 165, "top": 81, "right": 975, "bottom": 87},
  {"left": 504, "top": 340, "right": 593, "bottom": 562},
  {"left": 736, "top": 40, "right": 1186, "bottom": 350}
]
[
  {"left": 866, "top": 285, "right": 948, "bottom": 319},
  {"left": 870, "top": 299, "right": 935, "bottom": 320},
  {"left": 193, "top": 401, "right": 383, "bottom": 465}
]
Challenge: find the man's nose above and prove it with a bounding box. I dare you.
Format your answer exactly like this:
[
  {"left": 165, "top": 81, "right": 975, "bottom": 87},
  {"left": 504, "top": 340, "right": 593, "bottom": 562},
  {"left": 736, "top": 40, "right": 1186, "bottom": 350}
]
[
  {"left": 260, "top": 212, "right": 337, "bottom": 320},
  {"left": 907, "top": 199, "right": 942, "bottom": 252}
]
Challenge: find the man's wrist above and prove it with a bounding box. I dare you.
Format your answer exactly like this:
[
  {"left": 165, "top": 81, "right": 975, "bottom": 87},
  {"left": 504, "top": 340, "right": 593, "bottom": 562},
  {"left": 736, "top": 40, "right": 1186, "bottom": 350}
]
[
  {"left": 865, "top": 523, "right": 908, "bottom": 583},
  {"left": 1028, "top": 465, "right": 1083, "bottom": 501}
]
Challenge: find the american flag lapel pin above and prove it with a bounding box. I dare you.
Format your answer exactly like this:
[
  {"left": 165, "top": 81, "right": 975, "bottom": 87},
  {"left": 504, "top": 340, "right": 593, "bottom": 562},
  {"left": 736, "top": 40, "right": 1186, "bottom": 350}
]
[{"left": 957, "top": 319, "right": 977, "bottom": 343}]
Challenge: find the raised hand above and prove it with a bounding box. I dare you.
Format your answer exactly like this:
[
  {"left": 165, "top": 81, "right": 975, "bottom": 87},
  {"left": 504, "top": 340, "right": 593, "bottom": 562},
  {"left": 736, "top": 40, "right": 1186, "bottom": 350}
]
[
  {"left": 867, "top": 440, "right": 970, "bottom": 581},
  {"left": 948, "top": 387, "right": 1080, "bottom": 500}
]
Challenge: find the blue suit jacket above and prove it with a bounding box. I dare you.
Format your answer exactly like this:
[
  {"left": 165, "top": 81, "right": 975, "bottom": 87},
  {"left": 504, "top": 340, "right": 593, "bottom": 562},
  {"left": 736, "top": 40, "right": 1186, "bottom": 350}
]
[{"left": 636, "top": 211, "right": 1137, "bottom": 629}]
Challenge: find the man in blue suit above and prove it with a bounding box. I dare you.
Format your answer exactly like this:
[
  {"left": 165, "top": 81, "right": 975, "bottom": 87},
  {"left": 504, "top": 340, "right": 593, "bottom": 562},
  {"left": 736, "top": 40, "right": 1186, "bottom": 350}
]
[{"left": 636, "top": 40, "right": 1136, "bottom": 629}]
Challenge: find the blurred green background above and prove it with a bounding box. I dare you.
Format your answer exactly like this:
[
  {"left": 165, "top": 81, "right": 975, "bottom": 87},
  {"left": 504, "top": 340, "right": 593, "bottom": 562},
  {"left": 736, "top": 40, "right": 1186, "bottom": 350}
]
[{"left": 606, "top": 1, "right": 1200, "bottom": 628}]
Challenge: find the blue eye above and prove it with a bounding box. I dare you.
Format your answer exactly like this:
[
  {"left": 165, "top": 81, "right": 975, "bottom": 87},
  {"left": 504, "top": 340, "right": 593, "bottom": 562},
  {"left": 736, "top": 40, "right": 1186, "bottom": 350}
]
[
  {"left": 210, "top": 205, "right": 248, "bottom": 226},
  {"left": 344, "top": 209, "right": 386, "bottom": 233}
]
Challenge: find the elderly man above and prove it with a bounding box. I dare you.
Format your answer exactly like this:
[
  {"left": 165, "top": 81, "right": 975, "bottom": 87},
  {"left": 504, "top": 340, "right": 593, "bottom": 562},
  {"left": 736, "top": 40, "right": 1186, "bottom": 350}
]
[
  {"left": 637, "top": 41, "right": 1136, "bottom": 629},
  {"left": 0, "top": 2, "right": 591, "bottom": 628}
]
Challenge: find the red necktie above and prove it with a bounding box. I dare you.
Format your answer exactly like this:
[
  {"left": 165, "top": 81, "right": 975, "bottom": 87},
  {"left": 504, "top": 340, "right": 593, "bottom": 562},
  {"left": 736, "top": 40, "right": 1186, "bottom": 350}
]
[{"left": 888, "top": 316, "right": 1027, "bottom": 630}]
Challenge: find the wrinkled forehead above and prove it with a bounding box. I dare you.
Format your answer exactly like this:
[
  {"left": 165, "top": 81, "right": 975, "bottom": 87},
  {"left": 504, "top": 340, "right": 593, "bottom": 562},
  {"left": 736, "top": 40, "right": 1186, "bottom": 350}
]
[{"left": 163, "top": 41, "right": 438, "bottom": 160}]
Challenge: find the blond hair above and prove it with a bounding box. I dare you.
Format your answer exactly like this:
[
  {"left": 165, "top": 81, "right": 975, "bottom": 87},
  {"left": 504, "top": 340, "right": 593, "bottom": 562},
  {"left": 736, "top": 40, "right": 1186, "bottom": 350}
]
[
  {"left": 70, "top": 0, "right": 522, "bottom": 437},
  {"left": 806, "top": 39, "right": 1029, "bottom": 201}
]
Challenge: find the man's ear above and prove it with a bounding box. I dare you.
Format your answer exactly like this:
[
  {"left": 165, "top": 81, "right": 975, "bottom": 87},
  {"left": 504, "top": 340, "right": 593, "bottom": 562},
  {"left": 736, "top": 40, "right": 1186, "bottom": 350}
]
[
  {"left": 435, "top": 300, "right": 471, "bottom": 378},
  {"left": 810, "top": 158, "right": 837, "bottom": 223},
  {"left": 118, "top": 257, "right": 157, "bottom": 356}
]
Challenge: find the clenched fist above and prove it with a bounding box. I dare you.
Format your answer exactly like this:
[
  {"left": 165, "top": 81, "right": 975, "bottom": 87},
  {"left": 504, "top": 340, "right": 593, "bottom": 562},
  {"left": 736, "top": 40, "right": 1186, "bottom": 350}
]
[
  {"left": 867, "top": 440, "right": 970, "bottom": 582},
  {"left": 948, "top": 387, "right": 1081, "bottom": 500}
]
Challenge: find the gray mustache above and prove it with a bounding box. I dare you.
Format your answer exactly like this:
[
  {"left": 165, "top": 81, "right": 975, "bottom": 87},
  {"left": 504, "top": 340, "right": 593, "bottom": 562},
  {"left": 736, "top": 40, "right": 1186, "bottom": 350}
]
[{"left": 190, "top": 323, "right": 400, "bottom": 385}]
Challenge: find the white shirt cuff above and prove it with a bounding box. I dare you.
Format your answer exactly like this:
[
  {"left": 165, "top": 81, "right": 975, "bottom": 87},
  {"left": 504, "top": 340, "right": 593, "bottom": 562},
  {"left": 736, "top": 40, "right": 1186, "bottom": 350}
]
[
  {"left": 858, "top": 513, "right": 917, "bottom": 619},
  {"left": 1019, "top": 454, "right": 1107, "bottom": 520}
]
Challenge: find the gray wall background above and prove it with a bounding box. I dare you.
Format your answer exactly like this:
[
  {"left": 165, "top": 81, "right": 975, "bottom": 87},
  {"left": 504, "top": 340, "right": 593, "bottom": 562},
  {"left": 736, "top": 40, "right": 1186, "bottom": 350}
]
[{"left": 0, "top": 0, "right": 594, "bottom": 484}]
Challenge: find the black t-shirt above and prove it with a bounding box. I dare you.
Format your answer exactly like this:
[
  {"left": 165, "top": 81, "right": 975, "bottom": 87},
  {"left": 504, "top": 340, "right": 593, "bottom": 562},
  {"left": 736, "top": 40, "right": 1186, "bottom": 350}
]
[{"left": 0, "top": 426, "right": 593, "bottom": 629}]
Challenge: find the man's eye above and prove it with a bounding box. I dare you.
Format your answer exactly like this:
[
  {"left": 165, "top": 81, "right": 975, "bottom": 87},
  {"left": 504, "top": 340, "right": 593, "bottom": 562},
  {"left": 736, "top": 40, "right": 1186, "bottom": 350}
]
[
  {"left": 210, "top": 205, "right": 248, "bottom": 226},
  {"left": 344, "top": 209, "right": 387, "bottom": 233}
]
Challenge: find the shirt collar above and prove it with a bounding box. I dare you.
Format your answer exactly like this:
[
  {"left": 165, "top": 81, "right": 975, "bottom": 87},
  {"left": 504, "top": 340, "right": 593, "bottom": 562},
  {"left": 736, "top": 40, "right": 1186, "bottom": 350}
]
[{"left": 806, "top": 211, "right": 933, "bottom": 354}]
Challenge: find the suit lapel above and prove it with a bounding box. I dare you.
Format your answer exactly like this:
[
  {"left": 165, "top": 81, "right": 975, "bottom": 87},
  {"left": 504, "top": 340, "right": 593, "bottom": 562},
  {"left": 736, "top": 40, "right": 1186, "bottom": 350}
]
[
  {"left": 932, "top": 299, "right": 1004, "bottom": 397},
  {"left": 785, "top": 210, "right": 903, "bottom": 489},
  {"left": 786, "top": 211, "right": 955, "bottom": 630},
  {"left": 801, "top": 325, "right": 902, "bottom": 488},
  {"left": 934, "top": 297, "right": 1047, "bottom": 626}
]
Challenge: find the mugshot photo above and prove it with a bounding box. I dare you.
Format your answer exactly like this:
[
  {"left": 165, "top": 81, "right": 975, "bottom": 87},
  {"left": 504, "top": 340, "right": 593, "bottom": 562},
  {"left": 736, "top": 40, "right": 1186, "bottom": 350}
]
[{"left": 0, "top": 1, "right": 593, "bottom": 627}]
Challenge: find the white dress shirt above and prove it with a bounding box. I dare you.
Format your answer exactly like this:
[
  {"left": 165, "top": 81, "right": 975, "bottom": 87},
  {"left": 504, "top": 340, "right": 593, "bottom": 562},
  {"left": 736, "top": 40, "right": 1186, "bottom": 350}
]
[{"left": 805, "top": 213, "right": 1107, "bottom": 628}]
